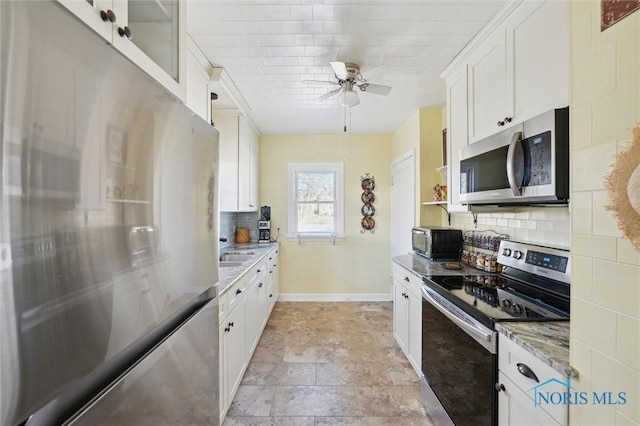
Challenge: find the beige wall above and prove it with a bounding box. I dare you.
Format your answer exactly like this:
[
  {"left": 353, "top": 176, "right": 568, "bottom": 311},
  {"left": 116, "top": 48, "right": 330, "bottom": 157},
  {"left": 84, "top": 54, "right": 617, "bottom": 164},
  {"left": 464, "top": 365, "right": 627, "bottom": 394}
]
[
  {"left": 419, "top": 108, "right": 445, "bottom": 226},
  {"left": 390, "top": 108, "right": 446, "bottom": 228},
  {"left": 260, "top": 134, "right": 392, "bottom": 297},
  {"left": 569, "top": 1, "right": 640, "bottom": 424}
]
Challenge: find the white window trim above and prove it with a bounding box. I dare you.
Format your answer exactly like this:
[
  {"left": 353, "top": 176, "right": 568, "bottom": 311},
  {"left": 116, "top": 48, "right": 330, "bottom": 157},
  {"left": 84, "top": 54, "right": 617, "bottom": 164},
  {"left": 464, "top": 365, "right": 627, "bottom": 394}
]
[{"left": 287, "top": 162, "right": 344, "bottom": 242}]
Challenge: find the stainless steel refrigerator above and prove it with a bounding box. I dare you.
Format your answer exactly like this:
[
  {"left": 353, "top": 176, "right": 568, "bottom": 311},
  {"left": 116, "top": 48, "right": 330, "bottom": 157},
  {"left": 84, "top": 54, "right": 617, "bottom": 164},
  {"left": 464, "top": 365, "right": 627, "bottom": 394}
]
[{"left": 1, "top": 2, "right": 220, "bottom": 425}]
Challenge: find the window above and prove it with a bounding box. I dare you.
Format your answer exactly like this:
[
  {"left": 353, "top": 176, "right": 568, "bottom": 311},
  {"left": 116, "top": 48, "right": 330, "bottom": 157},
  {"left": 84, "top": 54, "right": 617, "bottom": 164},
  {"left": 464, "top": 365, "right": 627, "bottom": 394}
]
[{"left": 288, "top": 162, "right": 344, "bottom": 240}]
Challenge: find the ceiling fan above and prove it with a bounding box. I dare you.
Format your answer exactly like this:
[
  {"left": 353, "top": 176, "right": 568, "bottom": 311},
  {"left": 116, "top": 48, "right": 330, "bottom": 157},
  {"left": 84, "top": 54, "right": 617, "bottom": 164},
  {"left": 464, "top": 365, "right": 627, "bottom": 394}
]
[{"left": 303, "top": 62, "right": 392, "bottom": 107}]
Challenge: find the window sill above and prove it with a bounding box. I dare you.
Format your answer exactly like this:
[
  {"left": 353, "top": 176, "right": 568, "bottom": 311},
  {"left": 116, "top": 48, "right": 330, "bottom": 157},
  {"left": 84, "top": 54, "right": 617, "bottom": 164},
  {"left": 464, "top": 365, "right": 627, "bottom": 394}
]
[{"left": 287, "top": 233, "right": 346, "bottom": 244}]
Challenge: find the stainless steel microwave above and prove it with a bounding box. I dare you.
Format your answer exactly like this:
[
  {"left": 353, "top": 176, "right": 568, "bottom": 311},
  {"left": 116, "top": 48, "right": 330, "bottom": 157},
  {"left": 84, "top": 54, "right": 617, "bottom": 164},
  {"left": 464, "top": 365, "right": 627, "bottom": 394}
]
[{"left": 459, "top": 107, "right": 569, "bottom": 206}]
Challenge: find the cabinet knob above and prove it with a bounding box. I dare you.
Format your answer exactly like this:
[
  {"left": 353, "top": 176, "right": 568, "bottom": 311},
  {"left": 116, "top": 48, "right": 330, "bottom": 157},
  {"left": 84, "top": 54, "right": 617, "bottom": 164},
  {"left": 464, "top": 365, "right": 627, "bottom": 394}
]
[
  {"left": 497, "top": 120, "right": 505, "bottom": 127},
  {"left": 405, "top": 294, "right": 409, "bottom": 299},
  {"left": 404, "top": 277, "right": 410, "bottom": 282},
  {"left": 224, "top": 327, "right": 230, "bottom": 333},
  {"left": 504, "top": 116, "right": 512, "bottom": 123},
  {"left": 228, "top": 321, "right": 234, "bottom": 327},
  {"left": 257, "top": 269, "right": 261, "bottom": 273},
  {"left": 495, "top": 383, "right": 506, "bottom": 392},
  {"left": 269, "top": 294, "right": 273, "bottom": 298},
  {"left": 100, "top": 9, "right": 117, "bottom": 23},
  {"left": 258, "top": 283, "right": 263, "bottom": 288},
  {"left": 249, "top": 204, "right": 254, "bottom": 208},
  {"left": 118, "top": 26, "right": 132, "bottom": 39},
  {"left": 236, "top": 288, "right": 242, "bottom": 295}
]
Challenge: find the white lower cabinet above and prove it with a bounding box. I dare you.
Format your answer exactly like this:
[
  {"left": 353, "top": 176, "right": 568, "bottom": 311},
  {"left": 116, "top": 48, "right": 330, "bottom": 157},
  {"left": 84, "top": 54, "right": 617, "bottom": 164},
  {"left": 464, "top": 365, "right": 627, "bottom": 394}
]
[
  {"left": 392, "top": 262, "right": 422, "bottom": 375},
  {"left": 498, "top": 335, "right": 568, "bottom": 425},
  {"left": 220, "top": 300, "right": 247, "bottom": 415},
  {"left": 219, "top": 246, "right": 279, "bottom": 421}
]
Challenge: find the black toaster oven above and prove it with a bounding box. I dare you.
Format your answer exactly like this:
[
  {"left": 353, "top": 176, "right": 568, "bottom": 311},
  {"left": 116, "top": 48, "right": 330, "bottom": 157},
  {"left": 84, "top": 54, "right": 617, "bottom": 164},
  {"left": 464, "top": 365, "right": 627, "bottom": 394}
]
[{"left": 411, "top": 227, "right": 462, "bottom": 260}]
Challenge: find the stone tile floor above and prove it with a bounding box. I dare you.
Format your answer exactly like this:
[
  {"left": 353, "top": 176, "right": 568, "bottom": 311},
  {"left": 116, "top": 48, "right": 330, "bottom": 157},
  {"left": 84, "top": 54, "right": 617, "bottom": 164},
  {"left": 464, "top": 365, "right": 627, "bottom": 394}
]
[{"left": 223, "top": 302, "right": 435, "bottom": 426}]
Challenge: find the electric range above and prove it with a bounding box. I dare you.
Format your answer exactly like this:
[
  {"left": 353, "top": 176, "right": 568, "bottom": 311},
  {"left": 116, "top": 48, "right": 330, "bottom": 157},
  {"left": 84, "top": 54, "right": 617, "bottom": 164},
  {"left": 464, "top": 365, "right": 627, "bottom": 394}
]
[{"left": 419, "top": 240, "right": 570, "bottom": 426}]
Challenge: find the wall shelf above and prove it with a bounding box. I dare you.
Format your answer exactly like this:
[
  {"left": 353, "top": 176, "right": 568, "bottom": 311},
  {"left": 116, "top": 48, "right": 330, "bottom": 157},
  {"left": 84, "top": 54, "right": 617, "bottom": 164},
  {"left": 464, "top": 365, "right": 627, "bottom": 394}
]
[{"left": 421, "top": 201, "right": 451, "bottom": 225}]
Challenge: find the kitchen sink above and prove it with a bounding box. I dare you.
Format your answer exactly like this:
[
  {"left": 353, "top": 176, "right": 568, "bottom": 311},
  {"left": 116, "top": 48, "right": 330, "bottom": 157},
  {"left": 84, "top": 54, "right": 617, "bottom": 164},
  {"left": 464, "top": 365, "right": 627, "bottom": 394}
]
[
  {"left": 219, "top": 261, "right": 244, "bottom": 267},
  {"left": 219, "top": 253, "right": 254, "bottom": 262}
]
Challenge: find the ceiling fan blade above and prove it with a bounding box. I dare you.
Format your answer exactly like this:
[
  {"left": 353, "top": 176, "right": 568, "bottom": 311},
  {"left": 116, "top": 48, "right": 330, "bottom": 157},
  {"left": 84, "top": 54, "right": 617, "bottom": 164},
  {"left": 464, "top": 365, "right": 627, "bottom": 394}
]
[
  {"left": 361, "top": 83, "right": 391, "bottom": 96},
  {"left": 302, "top": 80, "right": 339, "bottom": 87},
  {"left": 361, "top": 65, "right": 389, "bottom": 81},
  {"left": 330, "top": 61, "right": 348, "bottom": 79},
  {"left": 315, "top": 88, "right": 341, "bottom": 102}
]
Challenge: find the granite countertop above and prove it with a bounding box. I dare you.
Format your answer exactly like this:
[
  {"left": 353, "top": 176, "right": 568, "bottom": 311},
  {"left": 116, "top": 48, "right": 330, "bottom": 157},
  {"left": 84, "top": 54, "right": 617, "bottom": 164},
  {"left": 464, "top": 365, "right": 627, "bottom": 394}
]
[
  {"left": 393, "top": 252, "right": 494, "bottom": 277},
  {"left": 216, "top": 242, "right": 279, "bottom": 296},
  {"left": 495, "top": 321, "right": 578, "bottom": 378}
]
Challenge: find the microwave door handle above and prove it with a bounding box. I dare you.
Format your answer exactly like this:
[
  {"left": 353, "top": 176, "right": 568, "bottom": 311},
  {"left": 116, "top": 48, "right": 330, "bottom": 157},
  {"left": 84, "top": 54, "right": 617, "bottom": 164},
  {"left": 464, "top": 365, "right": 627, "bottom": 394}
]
[{"left": 506, "top": 131, "right": 523, "bottom": 196}]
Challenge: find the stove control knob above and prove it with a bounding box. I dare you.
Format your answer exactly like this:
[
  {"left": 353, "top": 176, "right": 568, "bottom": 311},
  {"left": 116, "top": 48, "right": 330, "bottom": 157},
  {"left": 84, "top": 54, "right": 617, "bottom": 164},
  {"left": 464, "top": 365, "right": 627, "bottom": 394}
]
[
  {"left": 502, "top": 248, "right": 512, "bottom": 257},
  {"left": 512, "top": 304, "right": 523, "bottom": 314},
  {"left": 501, "top": 298, "right": 512, "bottom": 308},
  {"left": 513, "top": 250, "right": 523, "bottom": 259}
]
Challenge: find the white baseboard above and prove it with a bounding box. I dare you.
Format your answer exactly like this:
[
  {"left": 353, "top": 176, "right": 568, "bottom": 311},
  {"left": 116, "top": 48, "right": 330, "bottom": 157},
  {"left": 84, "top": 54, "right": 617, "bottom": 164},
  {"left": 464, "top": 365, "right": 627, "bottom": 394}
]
[{"left": 277, "top": 293, "right": 392, "bottom": 302}]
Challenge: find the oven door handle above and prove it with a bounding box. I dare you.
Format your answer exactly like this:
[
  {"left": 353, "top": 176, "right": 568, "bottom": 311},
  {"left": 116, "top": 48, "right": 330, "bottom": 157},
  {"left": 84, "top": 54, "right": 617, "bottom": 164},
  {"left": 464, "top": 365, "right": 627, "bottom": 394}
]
[
  {"left": 421, "top": 286, "right": 492, "bottom": 343},
  {"left": 506, "top": 131, "right": 523, "bottom": 196}
]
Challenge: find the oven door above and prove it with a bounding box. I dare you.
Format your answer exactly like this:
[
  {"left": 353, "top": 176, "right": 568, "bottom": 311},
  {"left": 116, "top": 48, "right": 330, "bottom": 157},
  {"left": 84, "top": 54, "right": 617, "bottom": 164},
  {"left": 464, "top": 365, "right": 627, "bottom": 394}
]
[{"left": 421, "top": 285, "right": 498, "bottom": 426}]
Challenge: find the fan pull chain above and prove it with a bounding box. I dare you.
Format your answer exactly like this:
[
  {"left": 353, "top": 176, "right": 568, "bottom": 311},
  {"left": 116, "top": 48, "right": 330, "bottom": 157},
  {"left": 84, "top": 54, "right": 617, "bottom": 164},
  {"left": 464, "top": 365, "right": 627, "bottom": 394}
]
[{"left": 343, "top": 104, "right": 347, "bottom": 132}]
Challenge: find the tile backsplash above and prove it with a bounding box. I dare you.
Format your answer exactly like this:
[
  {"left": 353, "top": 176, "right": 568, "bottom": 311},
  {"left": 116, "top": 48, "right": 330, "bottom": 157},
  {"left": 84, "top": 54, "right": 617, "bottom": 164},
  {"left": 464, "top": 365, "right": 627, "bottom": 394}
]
[
  {"left": 219, "top": 211, "right": 260, "bottom": 249},
  {"left": 449, "top": 207, "right": 570, "bottom": 250}
]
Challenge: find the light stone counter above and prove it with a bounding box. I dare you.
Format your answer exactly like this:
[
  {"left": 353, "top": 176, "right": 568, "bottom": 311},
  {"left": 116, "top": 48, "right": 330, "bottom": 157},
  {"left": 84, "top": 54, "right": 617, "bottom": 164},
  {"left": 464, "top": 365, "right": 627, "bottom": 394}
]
[
  {"left": 392, "top": 252, "right": 495, "bottom": 277},
  {"left": 495, "top": 321, "right": 577, "bottom": 378},
  {"left": 216, "top": 242, "right": 278, "bottom": 296}
]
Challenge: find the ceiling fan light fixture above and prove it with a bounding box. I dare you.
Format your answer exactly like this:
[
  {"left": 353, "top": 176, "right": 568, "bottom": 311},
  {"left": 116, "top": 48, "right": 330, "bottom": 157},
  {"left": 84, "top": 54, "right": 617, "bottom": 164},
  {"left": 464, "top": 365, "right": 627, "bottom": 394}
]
[{"left": 340, "top": 82, "right": 359, "bottom": 107}]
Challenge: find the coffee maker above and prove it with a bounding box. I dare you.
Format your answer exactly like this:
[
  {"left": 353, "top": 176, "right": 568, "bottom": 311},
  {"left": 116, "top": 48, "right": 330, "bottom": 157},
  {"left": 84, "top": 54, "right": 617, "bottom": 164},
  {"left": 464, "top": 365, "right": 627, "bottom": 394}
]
[{"left": 258, "top": 206, "right": 271, "bottom": 243}]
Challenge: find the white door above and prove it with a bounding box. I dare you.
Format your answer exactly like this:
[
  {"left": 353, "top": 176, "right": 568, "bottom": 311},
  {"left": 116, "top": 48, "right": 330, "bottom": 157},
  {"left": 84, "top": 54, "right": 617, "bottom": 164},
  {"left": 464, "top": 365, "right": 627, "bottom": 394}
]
[{"left": 390, "top": 153, "right": 415, "bottom": 258}]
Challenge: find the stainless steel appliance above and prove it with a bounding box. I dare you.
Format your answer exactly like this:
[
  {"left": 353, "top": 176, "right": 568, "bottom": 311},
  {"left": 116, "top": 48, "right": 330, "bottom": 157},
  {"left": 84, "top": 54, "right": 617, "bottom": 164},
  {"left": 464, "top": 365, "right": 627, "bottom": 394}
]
[
  {"left": 1, "top": 2, "right": 220, "bottom": 425},
  {"left": 459, "top": 107, "right": 569, "bottom": 206},
  {"left": 420, "top": 241, "right": 570, "bottom": 426},
  {"left": 411, "top": 227, "right": 463, "bottom": 260}
]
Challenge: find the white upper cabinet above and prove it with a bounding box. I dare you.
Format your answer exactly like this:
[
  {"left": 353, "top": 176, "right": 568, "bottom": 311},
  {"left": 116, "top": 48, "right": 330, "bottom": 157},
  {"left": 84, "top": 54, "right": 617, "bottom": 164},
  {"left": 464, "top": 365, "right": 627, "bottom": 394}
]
[
  {"left": 446, "top": 67, "right": 470, "bottom": 213},
  {"left": 57, "top": 0, "right": 186, "bottom": 101},
  {"left": 468, "top": 26, "right": 509, "bottom": 143},
  {"left": 508, "top": 0, "right": 569, "bottom": 124},
  {"left": 238, "top": 116, "right": 259, "bottom": 212},
  {"left": 216, "top": 114, "right": 259, "bottom": 212},
  {"left": 185, "top": 39, "right": 211, "bottom": 123},
  {"left": 463, "top": 0, "right": 569, "bottom": 144}
]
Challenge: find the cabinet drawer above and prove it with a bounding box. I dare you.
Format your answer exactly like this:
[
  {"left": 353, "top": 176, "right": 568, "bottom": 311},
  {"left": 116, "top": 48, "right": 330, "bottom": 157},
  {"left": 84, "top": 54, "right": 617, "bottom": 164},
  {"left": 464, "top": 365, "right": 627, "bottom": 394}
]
[
  {"left": 393, "top": 263, "right": 423, "bottom": 297},
  {"left": 227, "top": 276, "right": 248, "bottom": 313},
  {"left": 247, "top": 258, "right": 267, "bottom": 282},
  {"left": 498, "top": 335, "right": 568, "bottom": 425}
]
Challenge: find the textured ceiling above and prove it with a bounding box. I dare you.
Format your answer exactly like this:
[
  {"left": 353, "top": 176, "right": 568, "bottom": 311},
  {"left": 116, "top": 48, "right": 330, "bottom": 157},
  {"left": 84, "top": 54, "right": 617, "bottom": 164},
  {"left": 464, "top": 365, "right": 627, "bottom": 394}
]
[{"left": 187, "top": 0, "right": 506, "bottom": 135}]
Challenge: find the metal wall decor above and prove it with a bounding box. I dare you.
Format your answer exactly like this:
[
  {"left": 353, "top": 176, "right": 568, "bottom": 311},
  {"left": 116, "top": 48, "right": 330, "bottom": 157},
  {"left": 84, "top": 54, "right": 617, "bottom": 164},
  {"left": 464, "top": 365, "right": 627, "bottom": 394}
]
[{"left": 360, "top": 173, "right": 375, "bottom": 234}]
